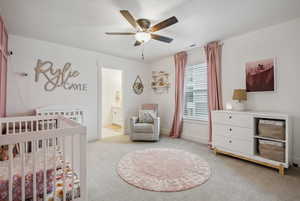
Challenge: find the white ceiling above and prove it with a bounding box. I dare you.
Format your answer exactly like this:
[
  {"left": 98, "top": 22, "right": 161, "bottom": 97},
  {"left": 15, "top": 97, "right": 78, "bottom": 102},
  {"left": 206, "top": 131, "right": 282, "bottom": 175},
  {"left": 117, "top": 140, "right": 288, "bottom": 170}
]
[{"left": 1, "top": 0, "right": 300, "bottom": 63}]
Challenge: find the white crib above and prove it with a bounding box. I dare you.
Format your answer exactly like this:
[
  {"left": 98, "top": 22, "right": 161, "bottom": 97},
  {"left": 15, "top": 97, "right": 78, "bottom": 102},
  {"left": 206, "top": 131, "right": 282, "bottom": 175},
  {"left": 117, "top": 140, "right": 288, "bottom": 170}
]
[{"left": 0, "top": 115, "right": 87, "bottom": 201}]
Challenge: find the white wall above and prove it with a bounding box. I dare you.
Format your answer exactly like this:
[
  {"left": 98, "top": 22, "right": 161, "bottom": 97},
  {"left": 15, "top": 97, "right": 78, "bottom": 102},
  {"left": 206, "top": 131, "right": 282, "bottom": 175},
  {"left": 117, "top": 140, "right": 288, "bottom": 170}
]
[
  {"left": 149, "top": 47, "right": 209, "bottom": 144},
  {"left": 222, "top": 18, "right": 300, "bottom": 164},
  {"left": 150, "top": 17, "right": 300, "bottom": 164},
  {"left": 102, "top": 68, "right": 122, "bottom": 126},
  {"left": 7, "top": 35, "right": 151, "bottom": 141}
]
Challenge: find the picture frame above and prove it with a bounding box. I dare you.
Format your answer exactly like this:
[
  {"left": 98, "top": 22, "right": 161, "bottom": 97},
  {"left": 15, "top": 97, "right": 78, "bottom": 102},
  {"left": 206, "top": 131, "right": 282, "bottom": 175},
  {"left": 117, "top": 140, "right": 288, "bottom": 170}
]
[
  {"left": 133, "top": 75, "right": 144, "bottom": 95},
  {"left": 246, "top": 58, "right": 276, "bottom": 92}
]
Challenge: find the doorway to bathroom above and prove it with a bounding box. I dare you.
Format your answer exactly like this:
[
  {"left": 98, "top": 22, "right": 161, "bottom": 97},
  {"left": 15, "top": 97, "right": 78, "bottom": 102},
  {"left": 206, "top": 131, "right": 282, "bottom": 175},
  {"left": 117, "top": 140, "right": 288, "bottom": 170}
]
[{"left": 101, "top": 68, "right": 123, "bottom": 138}]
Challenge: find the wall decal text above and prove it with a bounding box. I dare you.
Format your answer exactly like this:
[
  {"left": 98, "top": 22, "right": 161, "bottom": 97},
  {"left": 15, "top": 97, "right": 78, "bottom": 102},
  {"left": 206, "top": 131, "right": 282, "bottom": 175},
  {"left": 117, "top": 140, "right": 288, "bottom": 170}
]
[{"left": 34, "top": 59, "right": 87, "bottom": 92}]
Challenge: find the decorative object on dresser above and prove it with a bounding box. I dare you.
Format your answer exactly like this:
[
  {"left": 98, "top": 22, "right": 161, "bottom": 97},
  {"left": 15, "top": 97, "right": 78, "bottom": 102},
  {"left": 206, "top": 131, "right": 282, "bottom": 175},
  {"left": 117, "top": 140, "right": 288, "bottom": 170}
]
[
  {"left": 212, "top": 110, "right": 292, "bottom": 175},
  {"left": 232, "top": 89, "right": 247, "bottom": 111},
  {"left": 151, "top": 71, "right": 170, "bottom": 93}
]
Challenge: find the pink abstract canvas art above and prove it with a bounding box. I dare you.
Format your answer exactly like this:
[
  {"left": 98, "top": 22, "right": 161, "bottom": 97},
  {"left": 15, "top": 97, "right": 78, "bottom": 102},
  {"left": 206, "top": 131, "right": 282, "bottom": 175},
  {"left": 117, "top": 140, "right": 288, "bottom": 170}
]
[{"left": 246, "top": 58, "right": 275, "bottom": 92}]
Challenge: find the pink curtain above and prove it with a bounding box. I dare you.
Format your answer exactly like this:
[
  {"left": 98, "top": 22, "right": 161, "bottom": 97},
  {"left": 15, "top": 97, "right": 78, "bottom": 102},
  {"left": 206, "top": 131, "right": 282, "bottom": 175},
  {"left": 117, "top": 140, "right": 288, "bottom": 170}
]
[
  {"left": 170, "top": 51, "right": 187, "bottom": 138},
  {"left": 204, "top": 41, "right": 223, "bottom": 147},
  {"left": 0, "top": 16, "right": 8, "bottom": 117}
]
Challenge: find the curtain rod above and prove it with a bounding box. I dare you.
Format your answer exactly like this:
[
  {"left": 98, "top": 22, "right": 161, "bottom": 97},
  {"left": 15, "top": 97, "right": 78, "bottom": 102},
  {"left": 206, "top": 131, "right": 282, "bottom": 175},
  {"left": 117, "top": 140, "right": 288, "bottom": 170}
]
[{"left": 182, "top": 42, "right": 224, "bottom": 54}]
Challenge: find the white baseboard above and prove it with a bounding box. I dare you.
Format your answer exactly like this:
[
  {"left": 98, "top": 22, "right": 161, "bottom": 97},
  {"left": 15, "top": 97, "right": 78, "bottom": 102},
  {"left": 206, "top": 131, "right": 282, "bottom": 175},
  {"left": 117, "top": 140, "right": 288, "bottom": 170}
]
[
  {"left": 160, "top": 127, "right": 208, "bottom": 144},
  {"left": 293, "top": 156, "right": 300, "bottom": 166},
  {"left": 181, "top": 135, "right": 208, "bottom": 145},
  {"left": 88, "top": 137, "right": 99, "bottom": 142},
  {"left": 160, "top": 127, "right": 170, "bottom": 136}
]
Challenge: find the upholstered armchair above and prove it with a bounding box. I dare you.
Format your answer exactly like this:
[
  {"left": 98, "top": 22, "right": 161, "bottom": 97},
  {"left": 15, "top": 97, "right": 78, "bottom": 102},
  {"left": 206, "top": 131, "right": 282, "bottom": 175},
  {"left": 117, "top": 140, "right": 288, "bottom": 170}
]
[{"left": 129, "top": 104, "right": 160, "bottom": 141}]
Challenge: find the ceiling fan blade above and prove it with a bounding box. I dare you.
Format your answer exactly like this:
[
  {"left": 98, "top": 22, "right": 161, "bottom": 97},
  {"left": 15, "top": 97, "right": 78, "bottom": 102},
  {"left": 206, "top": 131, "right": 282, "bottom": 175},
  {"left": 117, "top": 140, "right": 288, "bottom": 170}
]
[
  {"left": 105, "top": 32, "right": 135, "bottom": 35},
  {"left": 150, "top": 16, "right": 178, "bottom": 32},
  {"left": 134, "top": 41, "right": 142, "bottom": 46},
  {"left": 151, "top": 34, "right": 173, "bottom": 43},
  {"left": 120, "top": 10, "right": 138, "bottom": 29}
]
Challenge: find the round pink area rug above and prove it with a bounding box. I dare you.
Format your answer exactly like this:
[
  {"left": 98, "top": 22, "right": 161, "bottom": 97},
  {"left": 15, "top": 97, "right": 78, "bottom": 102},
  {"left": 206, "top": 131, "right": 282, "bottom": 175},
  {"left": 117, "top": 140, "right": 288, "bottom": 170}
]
[{"left": 117, "top": 148, "right": 211, "bottom": 192}]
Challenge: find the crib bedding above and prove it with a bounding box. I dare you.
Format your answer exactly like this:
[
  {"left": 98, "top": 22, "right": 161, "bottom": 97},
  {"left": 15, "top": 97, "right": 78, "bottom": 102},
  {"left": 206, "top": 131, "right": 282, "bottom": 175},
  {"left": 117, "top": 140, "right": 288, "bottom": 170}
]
[
  {"left": 0, "top": 150, "right": 80, "bottom": 201},
  {"left": 0, "top": 169, "right": 55, "bottom": 201}
]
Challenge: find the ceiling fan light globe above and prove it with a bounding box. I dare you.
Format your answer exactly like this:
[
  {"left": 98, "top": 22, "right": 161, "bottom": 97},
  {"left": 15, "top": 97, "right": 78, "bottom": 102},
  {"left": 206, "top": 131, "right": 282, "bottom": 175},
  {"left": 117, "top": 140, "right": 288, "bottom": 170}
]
[{"left": 135, "top": 32, "right": 151, "bottom": 43}]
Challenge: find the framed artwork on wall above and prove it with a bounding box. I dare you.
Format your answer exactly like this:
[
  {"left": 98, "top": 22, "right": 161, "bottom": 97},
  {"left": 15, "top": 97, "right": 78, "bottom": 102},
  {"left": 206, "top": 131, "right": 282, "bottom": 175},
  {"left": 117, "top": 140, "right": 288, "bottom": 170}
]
[
  {"left": 151, "top": 71, "right": 169, "bottom": 93},
  {"left": 246, "top": 58, "right": 275, "bottom": 92},
  {"left": 133, "top": 75, "right": 144, "bottom": 95}
]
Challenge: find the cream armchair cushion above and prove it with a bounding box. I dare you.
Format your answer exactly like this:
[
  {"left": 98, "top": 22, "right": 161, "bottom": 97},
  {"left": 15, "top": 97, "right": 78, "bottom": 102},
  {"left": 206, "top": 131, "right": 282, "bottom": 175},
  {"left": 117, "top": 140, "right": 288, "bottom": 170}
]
[
  {"left": 133, "top": 123, "right": 154, "bottom": 133},
  {"left": 138, "top": 110, "right": 156, "bottom": 123}
]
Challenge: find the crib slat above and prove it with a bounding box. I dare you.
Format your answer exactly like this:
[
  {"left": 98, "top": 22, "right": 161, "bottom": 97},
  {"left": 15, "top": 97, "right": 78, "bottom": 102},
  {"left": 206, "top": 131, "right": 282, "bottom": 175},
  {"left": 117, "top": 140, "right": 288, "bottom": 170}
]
[
  {"left": 28, "top": 121, "right": 31, "bottom": 132},
  {"left": 80, "top": 132, "right": 87, "bottom": 201},
  {"left": 63, "top": 136, "right": 66, "bottom": 201},
  {"left": 33, "top": 140, "right": 37, "bottom": 201},
  {"left": 41, "top": 117, "right": 45, "bottom": 131},
  {"left": 6, "top": 122, "right": 8, "bottom": 134},
  {"left": 36, "top": 120, "right": 39, "bottom": 132},
  {"left": 21, "top": 143, "right": 25, "bottom": 201},
  {"left": 31, "top": 120, "right": 33, "bottom": 132},
  {"left": 8, "top": 144, "right": 13, "bottom": 201},
  {"left": 50, "top": 118, "right": 53, "bottom": 130},
  {"left": 53, "top": 137, "right": 57, "bottom": 201},
  {"left": 18, "top": 122, "right": 21, "bottom": 133},
  {"left": 48, "top": 118, "right": 50, "bottom": 130},
  {"left": 13, "top": 122, "right": 15, "bottom": 134},
  {"left": 43, "top": 139, "right": 47, "bottom": 201},
  {"left": 71, "top": 135, "right": 75, "bottom": 201}
]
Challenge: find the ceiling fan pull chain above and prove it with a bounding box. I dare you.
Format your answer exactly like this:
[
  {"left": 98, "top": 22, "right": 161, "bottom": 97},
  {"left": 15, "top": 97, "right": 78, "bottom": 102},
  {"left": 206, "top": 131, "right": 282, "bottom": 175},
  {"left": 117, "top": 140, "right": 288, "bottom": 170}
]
[{"left": 142, "top": 46, "right": 145, "bottom": 60}]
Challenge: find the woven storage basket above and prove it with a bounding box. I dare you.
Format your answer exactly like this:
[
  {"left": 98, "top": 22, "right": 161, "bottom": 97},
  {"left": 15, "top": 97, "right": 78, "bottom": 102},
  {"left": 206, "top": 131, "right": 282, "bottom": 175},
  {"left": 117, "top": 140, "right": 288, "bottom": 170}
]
[
  {"left": 258, "top": 139, "right": 285, "bottom": 162},
  {"left": 258, "top": 120, "right": 285, "bottom": 140}
]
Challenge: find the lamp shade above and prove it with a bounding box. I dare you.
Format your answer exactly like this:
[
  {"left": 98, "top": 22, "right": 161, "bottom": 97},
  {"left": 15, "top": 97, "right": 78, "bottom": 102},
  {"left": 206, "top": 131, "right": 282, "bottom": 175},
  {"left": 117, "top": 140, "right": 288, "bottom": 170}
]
[{"left": 232, "top": 89, "right": 247, "bottom": 101}]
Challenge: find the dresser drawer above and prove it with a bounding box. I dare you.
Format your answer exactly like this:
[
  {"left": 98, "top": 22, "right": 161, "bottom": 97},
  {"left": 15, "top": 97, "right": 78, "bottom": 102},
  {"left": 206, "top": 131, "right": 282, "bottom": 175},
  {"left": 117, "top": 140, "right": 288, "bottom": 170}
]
[
  {"left": 213, "top": 124, "right": 253, "bottom": 140},
  {"left": 213, "top": 135, "right": 254, "bottom": 155},
  {"left": 212, "top": 112, "right": 253, "bottom": 128}
]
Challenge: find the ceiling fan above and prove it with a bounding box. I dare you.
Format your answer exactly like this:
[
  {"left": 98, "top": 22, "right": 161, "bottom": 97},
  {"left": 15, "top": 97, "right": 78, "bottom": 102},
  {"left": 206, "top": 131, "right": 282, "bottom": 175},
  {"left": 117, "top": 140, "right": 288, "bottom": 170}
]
[{"left": 106, "top": 10, "right": 178, "bottom": 46}]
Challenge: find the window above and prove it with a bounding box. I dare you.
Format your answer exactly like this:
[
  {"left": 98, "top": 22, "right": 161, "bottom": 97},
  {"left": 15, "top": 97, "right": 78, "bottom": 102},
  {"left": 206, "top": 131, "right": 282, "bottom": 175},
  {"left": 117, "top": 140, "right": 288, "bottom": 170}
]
[{"left": 183, "top": 63, "right": 208, "bottom": 121}]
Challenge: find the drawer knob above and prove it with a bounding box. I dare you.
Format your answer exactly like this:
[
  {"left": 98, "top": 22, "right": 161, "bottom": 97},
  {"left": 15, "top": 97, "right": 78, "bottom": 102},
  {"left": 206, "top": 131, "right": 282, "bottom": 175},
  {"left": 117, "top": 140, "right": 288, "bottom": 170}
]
[
  {"left": 229, "top": 128, "right": 232, "bottom": 132},
  {"left": 229, "top": 116, "right": 232, "bottom": 119},
  {"left": 229, "top": 140, "right": 232, "bottom": 143}
]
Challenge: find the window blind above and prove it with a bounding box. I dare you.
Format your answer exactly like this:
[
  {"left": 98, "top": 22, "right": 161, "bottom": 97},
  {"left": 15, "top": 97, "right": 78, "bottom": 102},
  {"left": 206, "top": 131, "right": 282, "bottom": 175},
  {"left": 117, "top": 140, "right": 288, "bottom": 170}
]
[{"left": 183, "top": 63, "right": 208, "bottom": 121}]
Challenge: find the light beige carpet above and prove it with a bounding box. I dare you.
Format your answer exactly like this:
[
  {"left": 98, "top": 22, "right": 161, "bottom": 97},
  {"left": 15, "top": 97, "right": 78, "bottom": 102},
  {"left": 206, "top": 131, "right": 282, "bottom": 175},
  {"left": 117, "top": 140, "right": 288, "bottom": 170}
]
[{"left": 87, "top": 135, "right": 300, "bottom": 201}]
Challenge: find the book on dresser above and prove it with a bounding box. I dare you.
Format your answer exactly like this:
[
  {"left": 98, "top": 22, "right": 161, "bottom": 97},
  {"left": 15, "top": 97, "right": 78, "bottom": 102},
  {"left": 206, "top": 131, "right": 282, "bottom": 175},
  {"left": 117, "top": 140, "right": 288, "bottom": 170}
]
[{"left": 211, "top": 110, "right": 292, "bottom": 175}]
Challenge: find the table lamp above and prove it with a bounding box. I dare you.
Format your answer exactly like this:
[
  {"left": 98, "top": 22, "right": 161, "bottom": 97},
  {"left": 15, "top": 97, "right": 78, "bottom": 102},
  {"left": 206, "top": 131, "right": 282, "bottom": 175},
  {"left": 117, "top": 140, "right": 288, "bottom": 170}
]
[{"left": 232, "top": 89, "right": 247, "bottom": 111}]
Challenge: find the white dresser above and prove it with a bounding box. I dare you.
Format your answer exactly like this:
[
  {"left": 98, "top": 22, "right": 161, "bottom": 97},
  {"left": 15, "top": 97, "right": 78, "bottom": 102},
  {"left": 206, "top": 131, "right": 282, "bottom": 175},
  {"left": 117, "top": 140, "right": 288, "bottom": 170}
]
[{"left": 212, "top": 110, "right": 292, "bottom": 175}]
